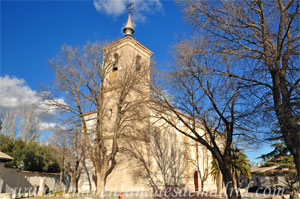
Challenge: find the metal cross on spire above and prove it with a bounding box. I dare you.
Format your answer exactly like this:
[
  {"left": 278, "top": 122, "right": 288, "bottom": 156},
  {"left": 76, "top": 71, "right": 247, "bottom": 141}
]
[
  {"left": 123, "top": 2, "right": 135, "bottom": 36},
  {"left": 128, "top": 2, "right": 134, "bottom": 13}
]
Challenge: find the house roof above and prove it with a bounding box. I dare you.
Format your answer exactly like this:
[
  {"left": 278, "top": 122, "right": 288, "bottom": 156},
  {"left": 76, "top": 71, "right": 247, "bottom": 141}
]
[
  {"left": 251, "top": 165, "right": 296, "bottom": 176},
  {"left": 0, "top": 151, "right": 13, "bottom": 162},
  {"left": 251, "top": 166, "right": 277, "bottom": 173},
  {"left": 270, "top": 157, "right": 285, "bottom": 162}
]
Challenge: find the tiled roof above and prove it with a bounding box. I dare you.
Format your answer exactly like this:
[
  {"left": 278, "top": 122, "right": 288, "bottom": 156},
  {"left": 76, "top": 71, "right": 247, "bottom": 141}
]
[
  {"left": 251, "top": 165, "right": 296, "bottom": 175},
  {"left": 251, "top": 166, "right": 277, "bottom": 173}
]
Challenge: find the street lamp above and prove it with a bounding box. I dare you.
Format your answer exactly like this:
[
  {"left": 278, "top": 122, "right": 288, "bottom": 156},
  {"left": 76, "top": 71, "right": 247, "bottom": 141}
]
[
  {"left": 232, "top": 147, "right": 241, "bottom": 199},
  {"left": 17, "top": 161, "right": 25, "bottom": 197},
  {"left": 19, "top": 161, "right": 25, "bottom": 170}
]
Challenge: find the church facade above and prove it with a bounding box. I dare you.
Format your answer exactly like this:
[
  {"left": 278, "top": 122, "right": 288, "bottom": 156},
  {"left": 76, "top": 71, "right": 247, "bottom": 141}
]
[{"left": 78, "top": 11, "right": 218, "bottom": 194}]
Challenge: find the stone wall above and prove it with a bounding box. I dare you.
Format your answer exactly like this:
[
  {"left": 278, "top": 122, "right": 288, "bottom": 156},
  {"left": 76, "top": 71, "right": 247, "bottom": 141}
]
[{"left": 0, "top": 163, "right": 63, "bottom": 195}]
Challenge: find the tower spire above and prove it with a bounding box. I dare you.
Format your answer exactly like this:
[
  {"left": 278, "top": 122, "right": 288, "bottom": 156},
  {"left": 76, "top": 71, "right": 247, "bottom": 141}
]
[{"left": 123, "top": 2, "right": 134, "bottom": 36}]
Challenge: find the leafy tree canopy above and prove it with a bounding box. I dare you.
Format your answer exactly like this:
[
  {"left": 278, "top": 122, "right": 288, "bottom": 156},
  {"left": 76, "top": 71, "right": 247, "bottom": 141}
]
[
  {"left": 0, "top": 134, "right": 60, "bottom": 173},
  {"left": 259, "top": 139, "right": 295, "bottom": 169}
]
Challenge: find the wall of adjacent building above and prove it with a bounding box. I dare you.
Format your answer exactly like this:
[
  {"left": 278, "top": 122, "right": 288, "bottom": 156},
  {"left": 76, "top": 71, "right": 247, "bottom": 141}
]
[
  {"left": 251, "top": 173, "right": 290, "bottom": 188},
  {"left": 0, "top": 163, "right": 62, "bottom": 195}
]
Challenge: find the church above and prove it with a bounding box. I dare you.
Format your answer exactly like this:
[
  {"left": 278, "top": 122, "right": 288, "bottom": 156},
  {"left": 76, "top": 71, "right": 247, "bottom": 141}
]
[{"left": 78, "top": 9, "right": 218, "bottom": 194}]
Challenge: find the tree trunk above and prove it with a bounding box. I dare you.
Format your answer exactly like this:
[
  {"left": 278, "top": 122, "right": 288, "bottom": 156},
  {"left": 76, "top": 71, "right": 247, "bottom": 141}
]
[
  {"left": 75, "top": 178, "right": 79, "bottom": 194},
  {"left": 283, "top": 129, "right": 300, "bottom": 184},
  {"left": 69, "top": 174, "right": 76, "bottom": 193},
  {"left": 59, "top": 170, "right": 63, "bottom": 190},
  {"left": 221, "top": 167, "right": 238, "bottom": 199},
  {"left": 83, "top": 160, "right": 92, "bottom": 190},
  {"left": 200, "top": 181, "right": 204, "bottom": 192},
  {"left": 290, "top": 148, "right": 300, "bottom": 196},
  {"left": 232, "top": 171, "right": 237, "bottom": 189},
  {"left": 271, "top": 68, "right": 300, "bottom": 185},
  {"left": 96, "top": 170, "right": 106, "bottom": 198},
  {"left": 295, "top": 151, "right": 300, "bottom": 184},
  {"left": 276, "top": 120, "right": 300, "bottom": 186},
  {"left": 217, "top": 171, "right": 223, "bottom": 194}
]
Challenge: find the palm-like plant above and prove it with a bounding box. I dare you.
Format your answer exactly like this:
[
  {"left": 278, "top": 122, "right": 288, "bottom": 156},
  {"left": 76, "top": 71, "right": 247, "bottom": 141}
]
[
  {"left": 232, "top": 152, "right": 251, "bottom": 179},
  {"left": 211, "top": 150, "right": 251, "bottom": 184},
  {"left": 211, "top": 157, "right": 221, "bottom": 183}
]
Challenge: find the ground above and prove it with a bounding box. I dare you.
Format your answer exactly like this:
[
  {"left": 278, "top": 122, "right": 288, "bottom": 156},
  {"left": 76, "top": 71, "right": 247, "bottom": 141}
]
[{"left": 24, "top": 192, "right": 288, "bottom": 199}]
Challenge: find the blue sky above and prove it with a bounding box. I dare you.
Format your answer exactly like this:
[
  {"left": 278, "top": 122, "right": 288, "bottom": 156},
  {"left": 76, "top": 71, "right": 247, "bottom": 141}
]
[
  {"left": 1, "top": 0, "right": 271, "bottom": 163},
  {"left": 1, "top": 0, "right": 188, "bottom": 89}
]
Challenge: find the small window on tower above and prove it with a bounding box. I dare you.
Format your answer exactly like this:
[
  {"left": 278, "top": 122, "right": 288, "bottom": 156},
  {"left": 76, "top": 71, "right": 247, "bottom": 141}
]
[
  {"left": 108, "top": 109, "right": 112, "bottom": 118},
  {"left": 136, "top": 55, "right": 141, "bottom": 71},
  {"left": 113, "top": 53, "right": 118, "bottom": 71}
]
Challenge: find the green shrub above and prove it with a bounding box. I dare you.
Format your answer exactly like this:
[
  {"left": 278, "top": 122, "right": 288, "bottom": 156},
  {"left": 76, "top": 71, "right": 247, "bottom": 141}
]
[{"left": 0, "top": 134, "right": 60, "bottom": 173}]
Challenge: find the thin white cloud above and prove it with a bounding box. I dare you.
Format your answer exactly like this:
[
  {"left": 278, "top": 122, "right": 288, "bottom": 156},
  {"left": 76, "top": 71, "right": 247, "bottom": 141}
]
[
  {"left": 93, "top": 0, "right": 162, "bottom": 23},
  {"left": 0, "top": 75, "right": 39, "bottom": 108},
  {"left": 94, "top": 0, "right": 127, "bottom": 17},
  {"left": 0, "top": 75, "right": 64, "bottom": 132},
  {"left": 39, "top": 122, "right": 58, "bottom": 131}
]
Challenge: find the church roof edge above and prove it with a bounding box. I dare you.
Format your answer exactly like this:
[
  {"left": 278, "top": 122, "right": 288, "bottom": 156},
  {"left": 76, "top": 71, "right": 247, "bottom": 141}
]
[{"left": 101, "top": 36, "right": 154, "bottom": 56}]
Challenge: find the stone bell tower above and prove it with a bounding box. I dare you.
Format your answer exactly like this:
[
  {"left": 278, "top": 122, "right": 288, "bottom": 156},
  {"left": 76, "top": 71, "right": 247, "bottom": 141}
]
[
  {"left": 98, "top": 6, "right": 154, "bottom": 191},
  {"left": 100, "top": 5, "right": 153, "bottom": 134},
  {"left": 101, "top": 7, "right": 153, "bottom": 95}
]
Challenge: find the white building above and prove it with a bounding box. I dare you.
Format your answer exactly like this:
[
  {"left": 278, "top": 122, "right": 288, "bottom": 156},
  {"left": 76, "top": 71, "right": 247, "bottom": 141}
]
[{"left": 78, "top": 11, "right": 218, "bottom": 194}]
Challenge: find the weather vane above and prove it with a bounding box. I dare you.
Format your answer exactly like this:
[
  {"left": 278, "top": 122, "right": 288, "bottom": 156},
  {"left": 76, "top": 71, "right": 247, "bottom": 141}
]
[{"left": 128, "top": 2, "right": 134, "bottom": 13}]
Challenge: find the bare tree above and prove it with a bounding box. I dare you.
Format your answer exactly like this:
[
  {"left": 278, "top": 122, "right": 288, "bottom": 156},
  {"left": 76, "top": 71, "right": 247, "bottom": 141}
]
[
  {"left": 1, "top": 107, "right": 18, "bottom": 138},
  {"left": 189, "top": 142, "right": 210, "bottom": 192},
  {"left": 0, "top": 104, "right": 42, "bottom": 141},
  {"left": 45, "top": 41, "right": 150, "bottom": 197},
  {"left": 50, "top": 127, "right": 68, "bottom": 190},
  {"left": 152, "top": 48, "right": 251, "bottom": 198},
  {"left": 20, "top": 104, "right": 42, "bottom": 141},
  {"left": 125, "top": 125, "right": 186, "bottom": 190},
  {"left": 51, "top": 125, "right": 87, "bottom": 192},
  {"left": 64, "top": 128, "right": 85, "bottom": 193},
  {"left": 282, "top": 172, "right": 300, "bottom": 196},
  {"left": 177, "top": 0, "right": 300, "bottom": 185}
]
